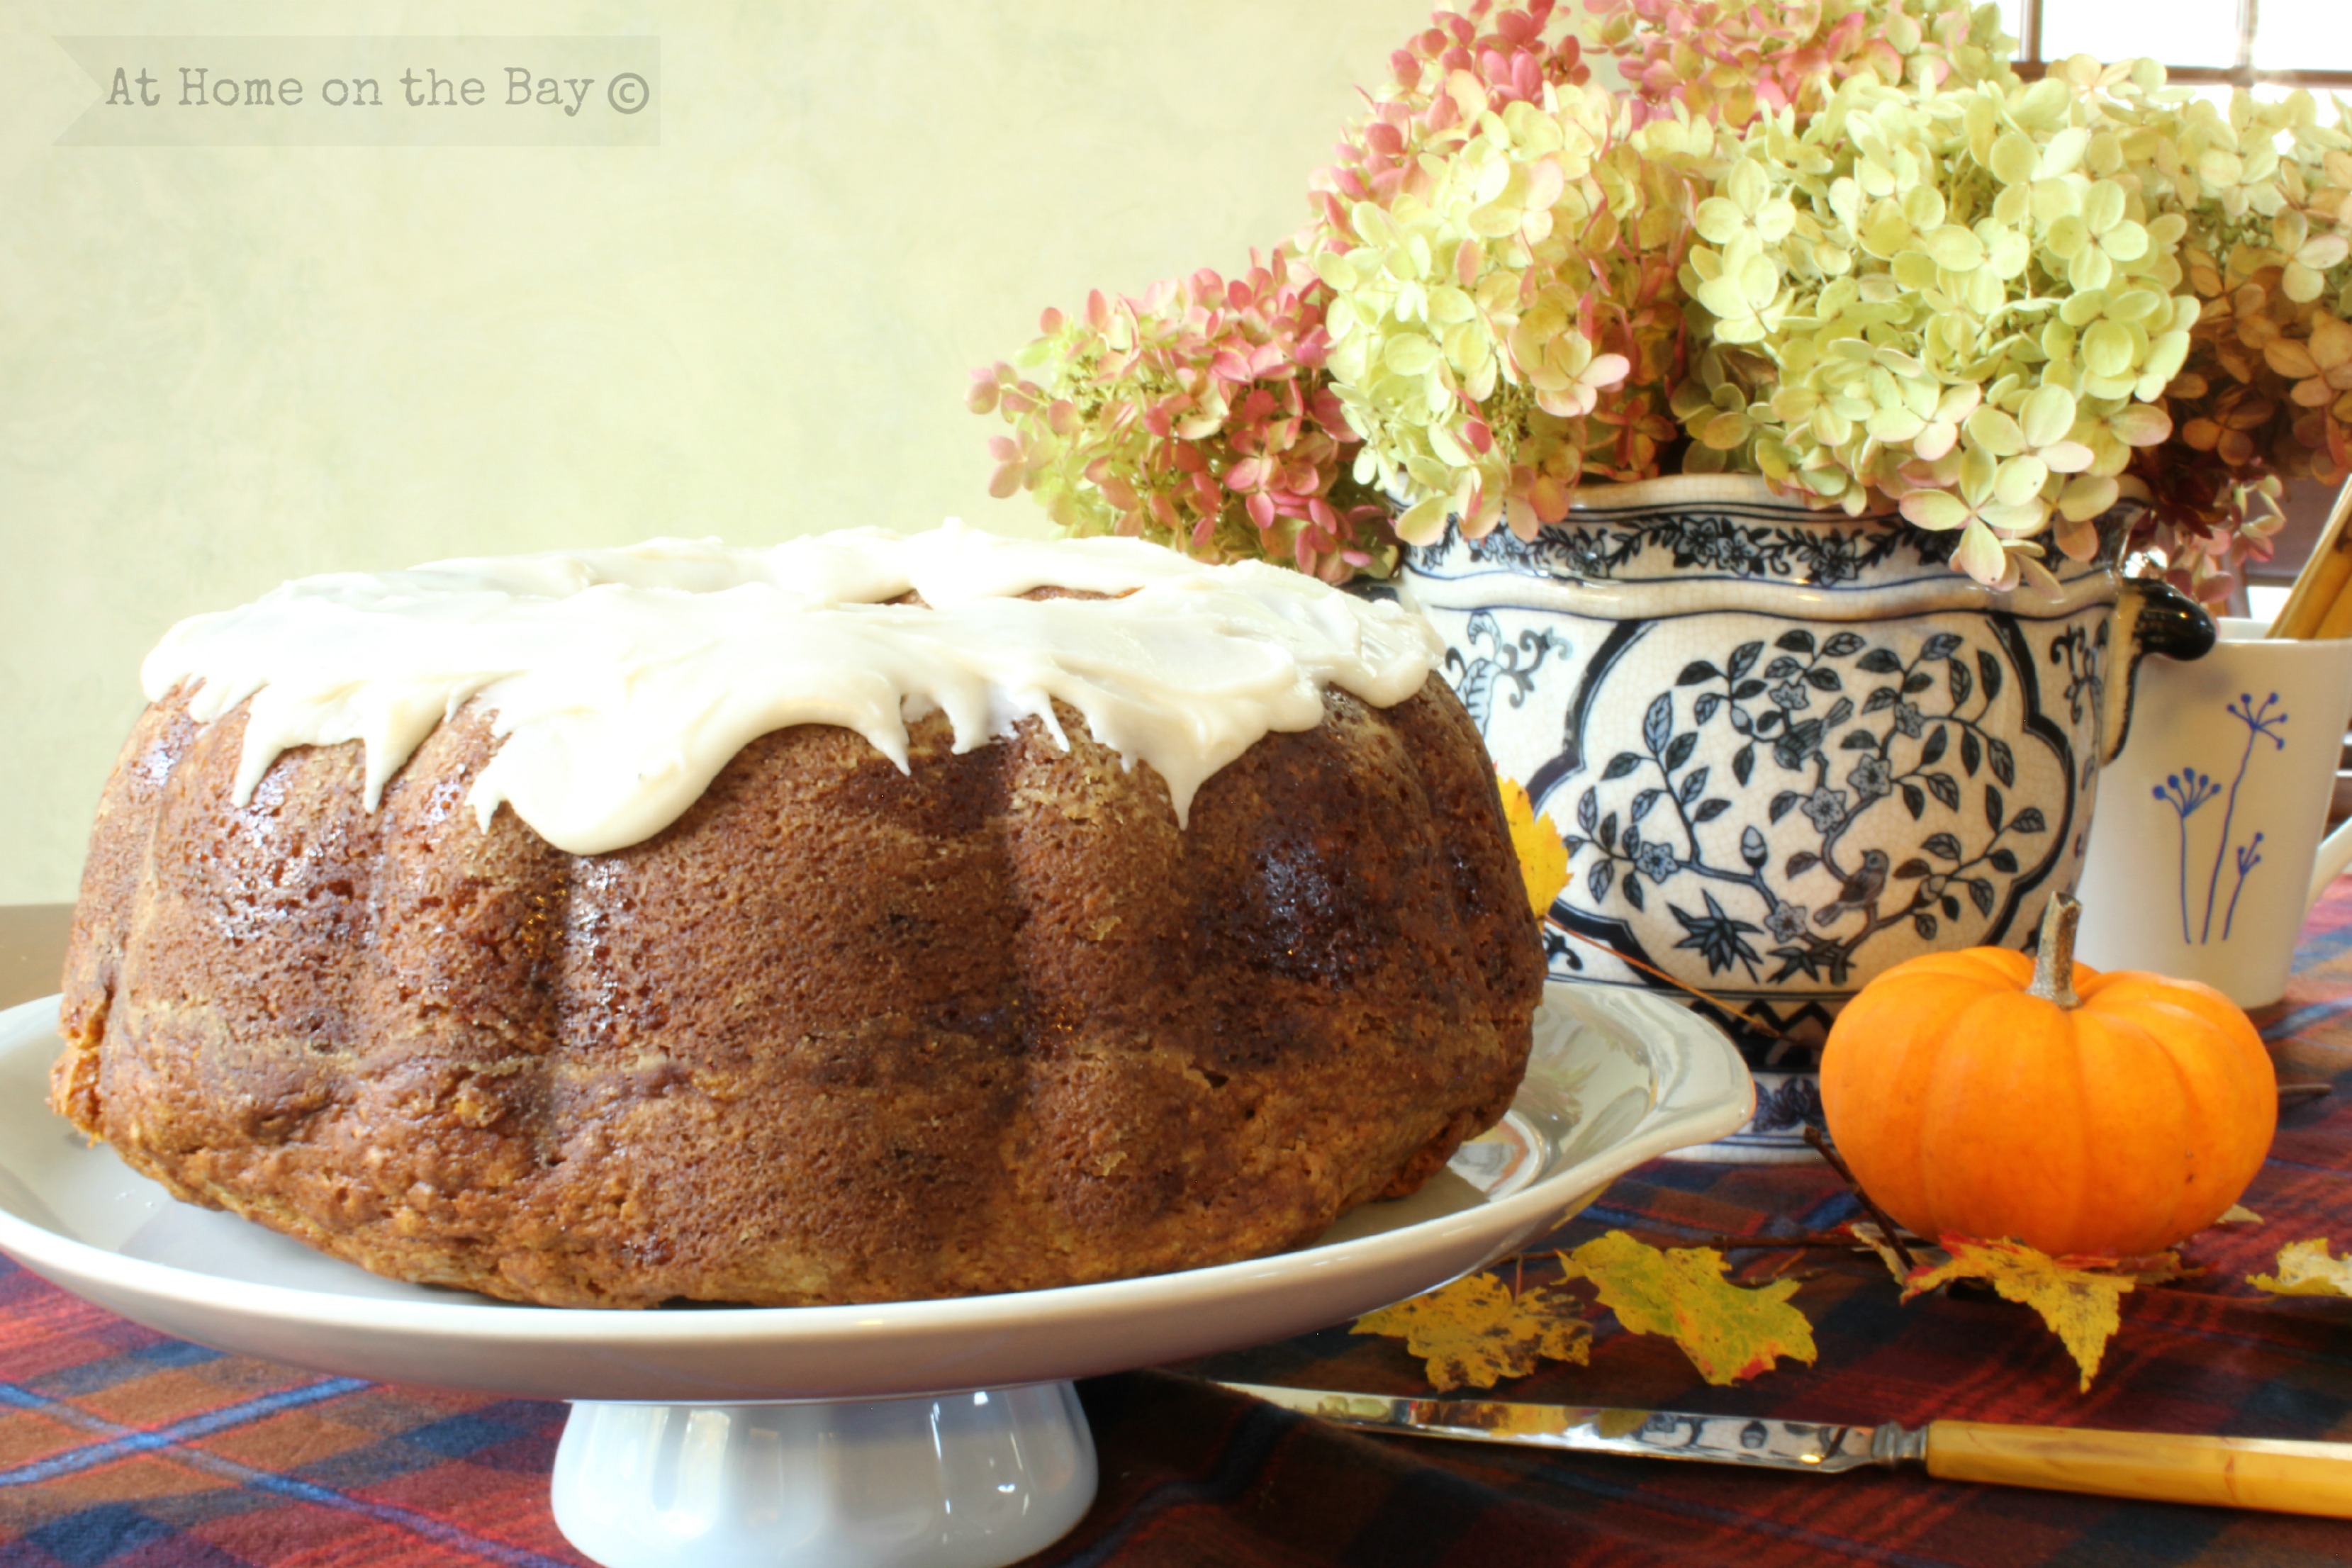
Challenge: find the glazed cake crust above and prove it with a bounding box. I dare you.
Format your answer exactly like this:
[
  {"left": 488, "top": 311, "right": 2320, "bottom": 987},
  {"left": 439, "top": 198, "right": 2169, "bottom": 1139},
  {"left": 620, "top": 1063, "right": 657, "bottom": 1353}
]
[{"left": 58, "top": 677, "right": 1542, "bottom": 1308}]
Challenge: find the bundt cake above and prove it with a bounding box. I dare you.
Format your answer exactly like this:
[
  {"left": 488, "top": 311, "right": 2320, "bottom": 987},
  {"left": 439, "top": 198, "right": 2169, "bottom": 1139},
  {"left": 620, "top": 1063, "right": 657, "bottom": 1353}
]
[{"left": 55, "top": 522, "right": 1544, "bottom": 1308}]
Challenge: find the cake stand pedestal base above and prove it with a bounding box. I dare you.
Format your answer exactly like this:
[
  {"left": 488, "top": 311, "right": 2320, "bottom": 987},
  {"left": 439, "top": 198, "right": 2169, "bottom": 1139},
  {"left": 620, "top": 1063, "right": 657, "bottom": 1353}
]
[{"left": 551, "top": 1384, "right": 1097, "bottom": 1568}]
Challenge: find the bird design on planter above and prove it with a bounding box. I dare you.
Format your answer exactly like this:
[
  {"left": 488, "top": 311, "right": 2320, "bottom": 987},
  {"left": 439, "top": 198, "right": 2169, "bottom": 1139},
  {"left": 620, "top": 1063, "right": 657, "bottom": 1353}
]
[{"left": 1814, "top": 850, "right": 1891, "bottom": 928}]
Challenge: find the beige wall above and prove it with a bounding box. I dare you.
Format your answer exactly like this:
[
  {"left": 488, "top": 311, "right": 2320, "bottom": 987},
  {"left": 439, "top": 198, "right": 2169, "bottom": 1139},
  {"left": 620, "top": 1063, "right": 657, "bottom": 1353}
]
[{"left": 0, "top": 0, "right": 1433, "bottom": 903}]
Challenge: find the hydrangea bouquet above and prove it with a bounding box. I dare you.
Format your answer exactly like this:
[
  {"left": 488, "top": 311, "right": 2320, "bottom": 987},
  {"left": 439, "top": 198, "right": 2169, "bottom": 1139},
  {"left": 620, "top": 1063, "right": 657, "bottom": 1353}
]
[{"left": 975, "top": 0, "right": 2352, "bottom": 601}]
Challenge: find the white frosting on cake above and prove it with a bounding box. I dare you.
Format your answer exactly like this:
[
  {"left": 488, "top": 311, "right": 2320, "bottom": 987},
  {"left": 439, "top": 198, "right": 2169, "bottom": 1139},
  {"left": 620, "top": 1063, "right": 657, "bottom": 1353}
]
[{"left": 142, "top": 520, "right": 1443, "bottom": 853}]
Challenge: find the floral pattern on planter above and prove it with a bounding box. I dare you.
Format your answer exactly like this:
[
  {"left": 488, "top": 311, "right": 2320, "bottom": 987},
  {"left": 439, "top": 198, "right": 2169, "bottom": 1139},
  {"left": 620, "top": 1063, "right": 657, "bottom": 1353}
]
[
  {"left": 1453, "top": 503, "right": 1952, "bottom": 583},
  {"left": 1400, "top": 476, "right": 2210, "bottom": 1163},
  {"left": 1559, "top": 623, "right": 2061, "bottom": 992},
  {"left": 1445, "top": 610, "right": 1571, "bottom": 732},
  {"left": 1749, "top": 1074, "right": 1825, "bottom": 1138}
]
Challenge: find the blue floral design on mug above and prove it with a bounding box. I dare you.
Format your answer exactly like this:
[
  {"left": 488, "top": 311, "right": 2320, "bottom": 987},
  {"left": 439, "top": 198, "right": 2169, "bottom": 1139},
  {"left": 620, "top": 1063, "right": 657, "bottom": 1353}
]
[{"left": 2156, "top": 690, "right": 2289, "bottom": 943}]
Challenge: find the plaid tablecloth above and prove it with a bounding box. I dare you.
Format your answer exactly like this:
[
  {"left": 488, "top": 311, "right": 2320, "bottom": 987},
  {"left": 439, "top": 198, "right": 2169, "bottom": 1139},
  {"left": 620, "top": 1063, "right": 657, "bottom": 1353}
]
[{"left": 3, "top": 895, "right": 2351, "bottom": 1568}]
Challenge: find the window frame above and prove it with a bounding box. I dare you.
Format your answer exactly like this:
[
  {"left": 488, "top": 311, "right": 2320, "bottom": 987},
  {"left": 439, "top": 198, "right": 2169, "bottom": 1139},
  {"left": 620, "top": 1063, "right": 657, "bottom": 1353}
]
[{"left": 2012, "top": 0, "right": 2352, "bottom": 89}]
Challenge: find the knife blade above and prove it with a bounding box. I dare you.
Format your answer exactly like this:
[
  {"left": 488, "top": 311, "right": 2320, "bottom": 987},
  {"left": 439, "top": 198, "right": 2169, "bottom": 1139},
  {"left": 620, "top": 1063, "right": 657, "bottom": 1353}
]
[
  {"left": 1219, "top": 1383, "right": 2352, "bottom": 1517},
  {"left": 1223, "top": 1383, "right": 1908, "bottom": 1474}
]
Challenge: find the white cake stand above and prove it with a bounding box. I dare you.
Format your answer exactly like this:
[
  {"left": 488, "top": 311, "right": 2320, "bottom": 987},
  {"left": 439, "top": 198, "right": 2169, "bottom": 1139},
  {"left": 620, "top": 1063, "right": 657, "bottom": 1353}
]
[{"left": 0, "top": 985, "right": 1749, "bottom": 1568}]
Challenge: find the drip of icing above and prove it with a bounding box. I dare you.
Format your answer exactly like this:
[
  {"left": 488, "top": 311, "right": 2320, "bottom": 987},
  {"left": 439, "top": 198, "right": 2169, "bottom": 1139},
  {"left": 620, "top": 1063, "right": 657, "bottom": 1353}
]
[{"left": 142, "top": 520, "right": 1443, "bottom": 853}]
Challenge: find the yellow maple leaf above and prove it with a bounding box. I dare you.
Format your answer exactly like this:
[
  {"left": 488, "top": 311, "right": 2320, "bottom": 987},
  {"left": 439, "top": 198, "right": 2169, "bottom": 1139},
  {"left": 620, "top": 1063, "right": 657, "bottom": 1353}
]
[
  {"left": 2249, "top": 1238, "right": 2352, "bottom": 1297},
  {"left": 1351, "top": 1270, "right": 1592, "bottom": 1391},
  {"left": 1903, "top": 1236, "right": 2155, "bottom": 1391},
  {"left": 1496, "top": 774, "right": 1568, "bottom": 919},
  {"left": 1557, "top": 1231, "right": 1817, "bottom": 1386}
]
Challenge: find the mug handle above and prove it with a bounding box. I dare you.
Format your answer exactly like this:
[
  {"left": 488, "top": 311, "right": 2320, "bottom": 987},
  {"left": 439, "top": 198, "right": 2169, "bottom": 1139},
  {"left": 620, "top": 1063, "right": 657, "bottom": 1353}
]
[{"left": 2311, "top": 814, "right": 2352, "bottom": 916}]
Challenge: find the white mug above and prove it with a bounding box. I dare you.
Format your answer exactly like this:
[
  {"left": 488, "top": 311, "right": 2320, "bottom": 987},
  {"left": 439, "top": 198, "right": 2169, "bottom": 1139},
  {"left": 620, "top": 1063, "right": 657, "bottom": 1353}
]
[{"left": 2075, "top": 619, "right": 2352, "bottom": 1007}]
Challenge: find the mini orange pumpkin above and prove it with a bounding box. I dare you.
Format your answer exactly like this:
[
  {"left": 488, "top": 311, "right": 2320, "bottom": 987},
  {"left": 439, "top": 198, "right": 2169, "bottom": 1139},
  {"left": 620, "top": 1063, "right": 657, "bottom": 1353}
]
[{"left": 1818, "top": 895, "right": 2276, "bottom": 1259}]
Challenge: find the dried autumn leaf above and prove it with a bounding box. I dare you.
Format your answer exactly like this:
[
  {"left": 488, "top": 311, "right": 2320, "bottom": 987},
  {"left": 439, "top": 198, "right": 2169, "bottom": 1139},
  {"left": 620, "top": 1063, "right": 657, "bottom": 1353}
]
[
  {"left": 1847, "top": 1221, "right": 1918, "bottom": 1283},
  {"left": 1352, "top": 1271, "right": 1593, "bottom": 1391},
  {"left": 2248, "top": 1238, "right": 2352, "bottom": 1297},
  {"left": 1498, "top": 774, "right": 1569, "bottom": 919},
  {"left": 2114, "top": 1253, "right": 2196, "bottom": 1287},
  {"left": 2217, "top": 1204, "right": 2264, "bottom": 1226},
  {"left": 1903, "top": 1236, "right": 2173, "bottom": 1392},
  {"left": 1557, "top": 1231, "right": 1818, "bottom": 1386}
]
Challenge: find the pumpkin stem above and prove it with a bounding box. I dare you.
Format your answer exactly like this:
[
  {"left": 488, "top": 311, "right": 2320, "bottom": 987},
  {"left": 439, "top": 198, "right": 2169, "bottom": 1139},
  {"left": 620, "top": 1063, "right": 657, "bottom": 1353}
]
[{"left": 2027, "top": 894, "right": 2082, "bottom": 1008}]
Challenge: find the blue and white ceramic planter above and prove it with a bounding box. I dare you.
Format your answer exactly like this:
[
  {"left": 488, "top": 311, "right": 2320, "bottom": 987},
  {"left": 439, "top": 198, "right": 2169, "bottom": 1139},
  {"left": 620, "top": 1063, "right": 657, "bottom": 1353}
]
[{"left": 1401, "top": 475, "right": 2211, "bottom": 1161}]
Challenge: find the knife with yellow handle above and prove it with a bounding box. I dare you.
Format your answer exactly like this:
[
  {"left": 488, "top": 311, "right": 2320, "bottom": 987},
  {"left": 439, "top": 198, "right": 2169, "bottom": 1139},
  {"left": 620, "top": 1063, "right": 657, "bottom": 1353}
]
[{"left": 1221, "top": 1383, "right": 2352, "bottom": 1517}]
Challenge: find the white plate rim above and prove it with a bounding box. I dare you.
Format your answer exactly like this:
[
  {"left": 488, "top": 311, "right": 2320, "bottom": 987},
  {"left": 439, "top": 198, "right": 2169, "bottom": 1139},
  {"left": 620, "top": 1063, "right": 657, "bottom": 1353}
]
[{"left": 0, "top": 985, "right": 1749, "bottom": 1389}]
